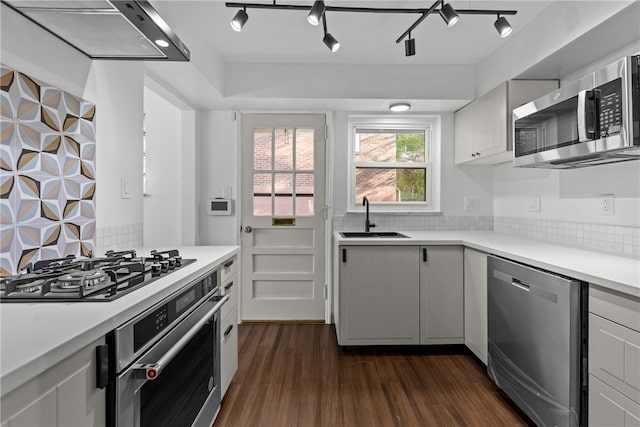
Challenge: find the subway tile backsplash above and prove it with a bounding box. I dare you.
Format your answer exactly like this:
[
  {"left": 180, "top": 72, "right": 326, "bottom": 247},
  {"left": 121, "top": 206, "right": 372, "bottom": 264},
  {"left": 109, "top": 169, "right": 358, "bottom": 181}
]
[
  {"left": 95, "top": 223, "right": 143, "bottom": 256},
  {"left": 494, "top": 216, "right": 639, "bottom": 257},
  {"left": 334, "top": 214, "right": 639, "bottom": 258}
]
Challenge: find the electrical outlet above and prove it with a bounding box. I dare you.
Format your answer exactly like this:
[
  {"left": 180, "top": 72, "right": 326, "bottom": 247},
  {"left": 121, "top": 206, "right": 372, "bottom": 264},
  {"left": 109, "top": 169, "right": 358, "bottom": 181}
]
[
  {"left": 601, "top": 194, "right": 615, "bottom": 216},
  {"left": 464, "top": 196, "right": 479, "bottom": 212},
  {"left": 527, "top": 196, "right": 541, "bottom": 212},
  {"left": 223, "top": 187, "right": 232, "bottom": 199},
  {"left": 121, "top": 178, "right": 131, "bottom": 199}
]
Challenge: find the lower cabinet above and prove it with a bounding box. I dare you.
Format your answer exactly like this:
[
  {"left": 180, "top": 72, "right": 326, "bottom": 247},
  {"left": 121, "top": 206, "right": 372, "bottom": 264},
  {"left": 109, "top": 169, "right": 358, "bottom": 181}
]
[
  {"left": 589, "top": 284, "right": 640, "bottom": 427},
  {"left": 338, "top": 245, "right": 420, "bottom": 345},
  {"left": 0, "top": 337, "right": 106, "bottom": 427},
  {"left": 336, "top": 245, "right": 463, "bottom": 346},
  {"left": 419, "top": 246, "right": 464, "bottom": 344},
  {"left": 220, "top": 256, "right": 239, "bottom": 399},
  {"left": 463, "top": 248, "right": 488, "bottom": 364}
]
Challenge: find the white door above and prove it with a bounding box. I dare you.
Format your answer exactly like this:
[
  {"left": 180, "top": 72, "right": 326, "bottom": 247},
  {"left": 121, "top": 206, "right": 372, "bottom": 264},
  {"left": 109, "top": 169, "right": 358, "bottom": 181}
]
[{"left": 240, "top": 114, "right": 326, "bottom": 321}]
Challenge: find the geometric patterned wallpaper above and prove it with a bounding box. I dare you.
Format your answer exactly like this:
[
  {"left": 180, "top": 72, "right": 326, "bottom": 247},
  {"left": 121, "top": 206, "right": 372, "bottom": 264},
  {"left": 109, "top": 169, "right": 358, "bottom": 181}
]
[{"left": 1, "top": 65, "right": 96, "bottom": 276}]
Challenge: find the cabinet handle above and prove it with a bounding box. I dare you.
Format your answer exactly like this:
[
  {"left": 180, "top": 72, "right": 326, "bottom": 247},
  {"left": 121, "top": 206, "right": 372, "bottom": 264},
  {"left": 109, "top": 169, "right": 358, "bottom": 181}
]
[
  {"left": 224, "top": 324, "right": 234, "bottom": 337},
  {"left": 422, "top": 248, "right": 428, "bottom": 262},
  {"left": 95, "top": 345, "right": 109, "bottom": 389},
  {"left": 225, "top": 282, "right": 234, "bottom": 292},
  {"left": 476, "top": 152, "right": 481, "bottom": 157},
  {"left": 342, "top": 248, "right": 347, "bottom": 263},
  {"left": 224, "top": 260, "right": 234, "bottom": 269}
]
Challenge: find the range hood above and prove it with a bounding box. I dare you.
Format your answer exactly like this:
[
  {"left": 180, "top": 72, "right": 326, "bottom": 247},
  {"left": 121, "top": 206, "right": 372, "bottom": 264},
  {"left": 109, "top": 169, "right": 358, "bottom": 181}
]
[{"left": 3, "top": 0, "right": 190, "bottom": 61}]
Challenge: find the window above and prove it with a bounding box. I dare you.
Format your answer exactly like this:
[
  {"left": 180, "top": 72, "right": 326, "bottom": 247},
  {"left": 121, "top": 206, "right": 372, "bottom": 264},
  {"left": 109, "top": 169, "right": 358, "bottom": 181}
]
[{"left": 348, "top": 115, "right": 441, "bottom": 212}]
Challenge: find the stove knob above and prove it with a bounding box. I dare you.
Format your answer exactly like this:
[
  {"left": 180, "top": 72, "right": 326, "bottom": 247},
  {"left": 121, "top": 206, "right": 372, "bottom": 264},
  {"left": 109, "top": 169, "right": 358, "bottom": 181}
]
[
  {"left": 151, "top": 263, "right": 162, "bottom": 277},
  {"left": 160, "top": 261, "right": 169, "bottom": 272},
  {"left": 174, "top": 256, "right": 182, "bottom": 267}
]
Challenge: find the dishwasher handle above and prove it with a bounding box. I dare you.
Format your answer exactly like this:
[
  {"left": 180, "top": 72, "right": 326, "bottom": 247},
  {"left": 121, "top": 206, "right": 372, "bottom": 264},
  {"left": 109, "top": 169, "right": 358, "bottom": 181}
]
[
  {"left": 511, "top": 277, "right": 531, "bottom": 292},
  {"left": 133, "top": 294, "right": 229, "bottom": 381}
]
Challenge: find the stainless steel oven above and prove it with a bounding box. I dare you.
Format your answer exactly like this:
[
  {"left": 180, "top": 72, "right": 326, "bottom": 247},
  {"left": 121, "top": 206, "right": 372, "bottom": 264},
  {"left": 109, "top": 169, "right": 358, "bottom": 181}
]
[{"left": 106, "top": 270, "right": 228, "bottom": 427}]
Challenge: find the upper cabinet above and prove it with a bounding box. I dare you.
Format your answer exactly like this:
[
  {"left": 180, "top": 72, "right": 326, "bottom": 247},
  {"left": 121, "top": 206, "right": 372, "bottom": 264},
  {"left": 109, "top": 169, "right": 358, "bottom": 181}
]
[{"left": 454, "top": 80, "right": 558, "bottom": 165}]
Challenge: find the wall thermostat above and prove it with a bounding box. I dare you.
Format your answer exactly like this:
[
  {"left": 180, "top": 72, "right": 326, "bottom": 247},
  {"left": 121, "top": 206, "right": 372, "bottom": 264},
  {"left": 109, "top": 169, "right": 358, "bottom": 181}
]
[{"left": 208, "top": 198, "right": 232, "bottom": 215}]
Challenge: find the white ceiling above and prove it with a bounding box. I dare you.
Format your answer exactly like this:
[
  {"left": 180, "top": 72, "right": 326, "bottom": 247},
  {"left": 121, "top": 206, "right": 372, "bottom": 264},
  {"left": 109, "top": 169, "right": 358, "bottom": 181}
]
[{"left": 153, "top": 0, "right": 551, "bottom": 65}]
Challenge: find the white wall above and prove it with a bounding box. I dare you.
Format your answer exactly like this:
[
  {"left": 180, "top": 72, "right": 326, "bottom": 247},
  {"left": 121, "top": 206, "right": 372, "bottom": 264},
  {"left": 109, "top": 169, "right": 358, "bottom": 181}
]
[
  {"left": 143, "top": 87, "right": 182, "bottom": 248},
  {"left": 198, "top": 111, "right": 239, "bottom": 245}
]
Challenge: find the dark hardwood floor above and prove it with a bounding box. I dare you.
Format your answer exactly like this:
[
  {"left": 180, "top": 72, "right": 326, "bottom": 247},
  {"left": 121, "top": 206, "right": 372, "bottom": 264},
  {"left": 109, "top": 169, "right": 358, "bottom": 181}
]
[{"left": 214, "top": 323, "right": 534, "bottom": 427}]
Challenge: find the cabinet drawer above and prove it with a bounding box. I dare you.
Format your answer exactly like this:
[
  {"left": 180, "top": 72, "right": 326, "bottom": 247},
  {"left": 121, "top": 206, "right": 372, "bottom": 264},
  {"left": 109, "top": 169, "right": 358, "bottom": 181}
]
[
  {"left": 220, "top": 256, "right": 238, "bottom": 284},
  {"left": 590, "top": 374, "right": 640, "bottom": 427},
  {"left": 590, "top": 285, "right": 640, "bottom": 332},
  {"left": 220, "top": 310, "right": 238, "bottom": 399},
  {"left": 590, "top": 313, "right": 640, "bottom": 404},
  {"left": 221, "top": 275, "right": 238, "bottom": 321}
]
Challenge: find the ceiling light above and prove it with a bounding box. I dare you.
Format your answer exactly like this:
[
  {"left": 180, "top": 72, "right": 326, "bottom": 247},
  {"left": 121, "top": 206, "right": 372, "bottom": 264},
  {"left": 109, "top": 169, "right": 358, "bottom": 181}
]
[
  {"left": 231, "top": 7, "right": 249, "bottom": 32},
  {"left": 439, "top": 2, "right": 459, "bottom": 27},
  {"left": 405, "top": 35, "right": 415, "bottom": 57},
  {"left": 494, "top": 15, "right": 513, "bottom": 37},
  {"left": 322, "top": 14, "right": 340, "bottom": 52},
  {"left": 390, "top": 102, "right": 411, "bottom": 112},
  {"left": 307, "top": 0, "right": 325, "bottom": 26},
  {"left": 154, "top": 39, "right": 169, "bottom": 48}
]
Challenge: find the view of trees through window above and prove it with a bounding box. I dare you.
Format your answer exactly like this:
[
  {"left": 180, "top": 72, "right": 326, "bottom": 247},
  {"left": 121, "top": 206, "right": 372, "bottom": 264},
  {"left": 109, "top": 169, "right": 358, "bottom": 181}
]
[{"left": 354, "top": 129, "right": 427, "bottom": 203}]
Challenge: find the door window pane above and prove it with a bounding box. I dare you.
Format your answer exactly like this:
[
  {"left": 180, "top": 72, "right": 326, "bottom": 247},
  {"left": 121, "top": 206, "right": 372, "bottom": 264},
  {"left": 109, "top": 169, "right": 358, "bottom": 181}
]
[
  {"left": 253, "top": 173, "right": 272, "bottom": 216},
  {"left": 275, "top": 128, "right": 293, "bottom": 171},
  {"left": 274, "top": 173, "right": 293, "bottom": 216},
  {"left": 355, "top": 168, "right": 426, "bottom": 203},
  {"left": 295, "top": 174, "right": 314, "bottom": 216},
  {"left": 296, "top": 129, "right": 314, "bottom": 170},
  {"left": 253, "top": 129, "right": 272, "bottom": 171}
]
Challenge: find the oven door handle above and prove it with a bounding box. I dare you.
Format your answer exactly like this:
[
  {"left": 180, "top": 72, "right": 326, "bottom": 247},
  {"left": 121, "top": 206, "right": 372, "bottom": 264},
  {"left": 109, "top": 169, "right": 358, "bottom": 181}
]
[{"left": 133, "top": 294, "right": 229, "bottom": 381}]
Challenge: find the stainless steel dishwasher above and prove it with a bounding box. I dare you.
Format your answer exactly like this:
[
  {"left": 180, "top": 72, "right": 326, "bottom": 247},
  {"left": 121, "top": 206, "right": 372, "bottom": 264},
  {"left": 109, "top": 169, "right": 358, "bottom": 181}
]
[{"left": 487, "top": 255, "right": 587, "bottom": 427}]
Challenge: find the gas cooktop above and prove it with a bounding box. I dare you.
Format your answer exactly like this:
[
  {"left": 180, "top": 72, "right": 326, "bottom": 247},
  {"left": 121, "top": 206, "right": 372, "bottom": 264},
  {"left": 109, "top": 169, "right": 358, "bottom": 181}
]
[{"left": 0, "top": 249, "right": 196, "bottom": 302}]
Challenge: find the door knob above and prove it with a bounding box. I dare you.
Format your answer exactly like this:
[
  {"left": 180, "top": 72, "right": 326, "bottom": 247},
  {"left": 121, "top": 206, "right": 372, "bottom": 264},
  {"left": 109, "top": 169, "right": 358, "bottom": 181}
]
[{"left": 244, "top": 226, "right": 252, "bottom": 233}]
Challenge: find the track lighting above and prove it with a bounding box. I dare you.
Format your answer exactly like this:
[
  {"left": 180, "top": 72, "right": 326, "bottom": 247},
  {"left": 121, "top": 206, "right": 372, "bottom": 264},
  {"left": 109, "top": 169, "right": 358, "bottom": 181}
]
[
  {"left": 226, "top": 1, "right": 518, "bottom": 55},
  {"left": 230, "top": 7, "right": 248, "bottom": 32},
  {"left": 390, "top": 102, "right": 411, "bottom": 112},
  {"left": 494, "top": 15, "right": 513, "bottom": 37},
  {"left": 404, "top": 33, "right": 415, "bottom": 57},
  {"left": 307, "top": 0, "right": 325, "bottom": 26},
  {"left": 439, "top": 2, "right": 459, "bottom": 27},
  {"left": 322, "top": 14, "right": 340, "bottom": 52}
]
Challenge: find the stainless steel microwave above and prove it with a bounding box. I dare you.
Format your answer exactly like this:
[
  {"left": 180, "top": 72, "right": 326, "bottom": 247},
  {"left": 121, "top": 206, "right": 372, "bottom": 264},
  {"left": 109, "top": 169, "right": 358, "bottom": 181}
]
[{"left": 513, "top": 55, "right": 640, "bottom": 168}]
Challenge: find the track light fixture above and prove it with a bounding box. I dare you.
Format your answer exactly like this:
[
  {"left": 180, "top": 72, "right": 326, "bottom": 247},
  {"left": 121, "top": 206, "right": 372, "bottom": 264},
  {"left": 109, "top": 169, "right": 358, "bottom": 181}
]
[
  {"left": 322, "top": 14, "right": 340, "bottom": 52},
  {"left": 307, "top": 0, "right": 325, "bottom": 26},
  {"left": 226, "top": 1, "right": 517, "bottom": 55},
  {"left": 494, "top": 14, "right": 513, "bottom": 38},
  {"left": 405, "top": 32, "right": 415, "bottom": 57},
  {"left": 439, "top": 2, "right": 459, "bottom": 27},
  {"left": 230, "top": 6, "right": 248, "bottom": 32}
]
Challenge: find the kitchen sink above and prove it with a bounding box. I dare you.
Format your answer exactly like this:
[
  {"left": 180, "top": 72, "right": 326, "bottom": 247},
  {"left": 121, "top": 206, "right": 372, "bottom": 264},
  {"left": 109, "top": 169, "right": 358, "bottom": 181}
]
[{"left": 340, "top": 231, "right": 409, "bottom": 238}]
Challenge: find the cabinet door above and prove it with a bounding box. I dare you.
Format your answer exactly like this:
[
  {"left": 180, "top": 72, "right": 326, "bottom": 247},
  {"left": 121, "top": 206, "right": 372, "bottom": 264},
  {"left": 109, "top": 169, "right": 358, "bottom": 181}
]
[
  {"left": 464, "top": 248, "right": 488, "bottom": 364},
  {"left": 419, "top": 246, "right": 464, "bottom": 344},
  {"left": 590, "top": 375, "right": 640, "bottom": 427},
  {"left": 454, "top": 105, "right": 474, "bottom": 164},
  {"left": 339, "top": 246, "right": 420, "bottom": 345},
  {"left": 482, "top": 83, "right": 508, "bottom": 158}
]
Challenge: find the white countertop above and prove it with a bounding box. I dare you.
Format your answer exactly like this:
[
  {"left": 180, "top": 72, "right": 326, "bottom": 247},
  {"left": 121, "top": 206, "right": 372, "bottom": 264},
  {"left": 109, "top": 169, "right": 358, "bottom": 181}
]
[
  {"left": 335, "top": 231, "right": 640, "bottom": 298},
  {"left": 0, "top": 246, "right": 239, "bottom": 397}
]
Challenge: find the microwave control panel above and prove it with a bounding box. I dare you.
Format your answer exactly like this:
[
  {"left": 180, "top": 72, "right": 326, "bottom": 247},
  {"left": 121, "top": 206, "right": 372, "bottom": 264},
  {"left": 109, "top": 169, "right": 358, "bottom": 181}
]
[{"left": 597, "top": 78, "right": 622, "bottom": 137}]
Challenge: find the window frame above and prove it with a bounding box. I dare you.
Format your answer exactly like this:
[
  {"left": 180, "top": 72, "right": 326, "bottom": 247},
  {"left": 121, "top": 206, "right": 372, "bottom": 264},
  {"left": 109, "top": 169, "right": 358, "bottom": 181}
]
[{"left": 347, "top": 115, "right": 441, "bottom": 213}]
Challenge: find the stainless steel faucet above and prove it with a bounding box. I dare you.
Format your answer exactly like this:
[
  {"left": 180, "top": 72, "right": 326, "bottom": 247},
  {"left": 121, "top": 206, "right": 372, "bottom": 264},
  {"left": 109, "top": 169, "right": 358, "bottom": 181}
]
[{"left": 362, "top": 196, "right": 376, "bottom": 232}]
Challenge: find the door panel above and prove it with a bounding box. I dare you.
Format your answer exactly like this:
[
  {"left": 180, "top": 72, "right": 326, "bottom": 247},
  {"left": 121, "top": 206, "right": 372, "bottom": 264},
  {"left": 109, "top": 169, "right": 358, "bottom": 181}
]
[{"left": 241, "top": 114, "right": 326, "bottom": 321}]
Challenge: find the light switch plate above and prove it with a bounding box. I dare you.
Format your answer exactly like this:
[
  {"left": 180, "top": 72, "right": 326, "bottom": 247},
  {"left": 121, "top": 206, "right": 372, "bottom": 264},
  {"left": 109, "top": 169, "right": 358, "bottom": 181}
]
[
  {"left": 527, "top": 195, "right": 541, "bottom": 212},
  {"left": 121, "top": 178, "right": 132, "bottom": 199}
]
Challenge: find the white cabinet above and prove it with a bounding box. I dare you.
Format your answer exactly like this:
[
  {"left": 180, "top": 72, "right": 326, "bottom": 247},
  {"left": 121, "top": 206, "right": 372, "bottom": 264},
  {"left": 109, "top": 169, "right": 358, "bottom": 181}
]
[
  {"left": 335, "top": 245, "right": 464, "bottom": 346},
  {"left": 589, "top": 285, "right": 640, "bottom": 426},
  {"left": 463, "top": 248, "right": 488, "bottom": 364},
  {"left": 220, "top": 255, "right": 238, "bottom": 399},
  {"left": 419, "top": 246, "right": 464, "bottom": 344},
  {"left": 1, "top": 337, "right": 106, "bottom": 427},
  {"left": 454, "top": 80, "right": 558, "bottom": 165},
  {"left": 338, "top": 245, "right": 420, "bottom": 345}
]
